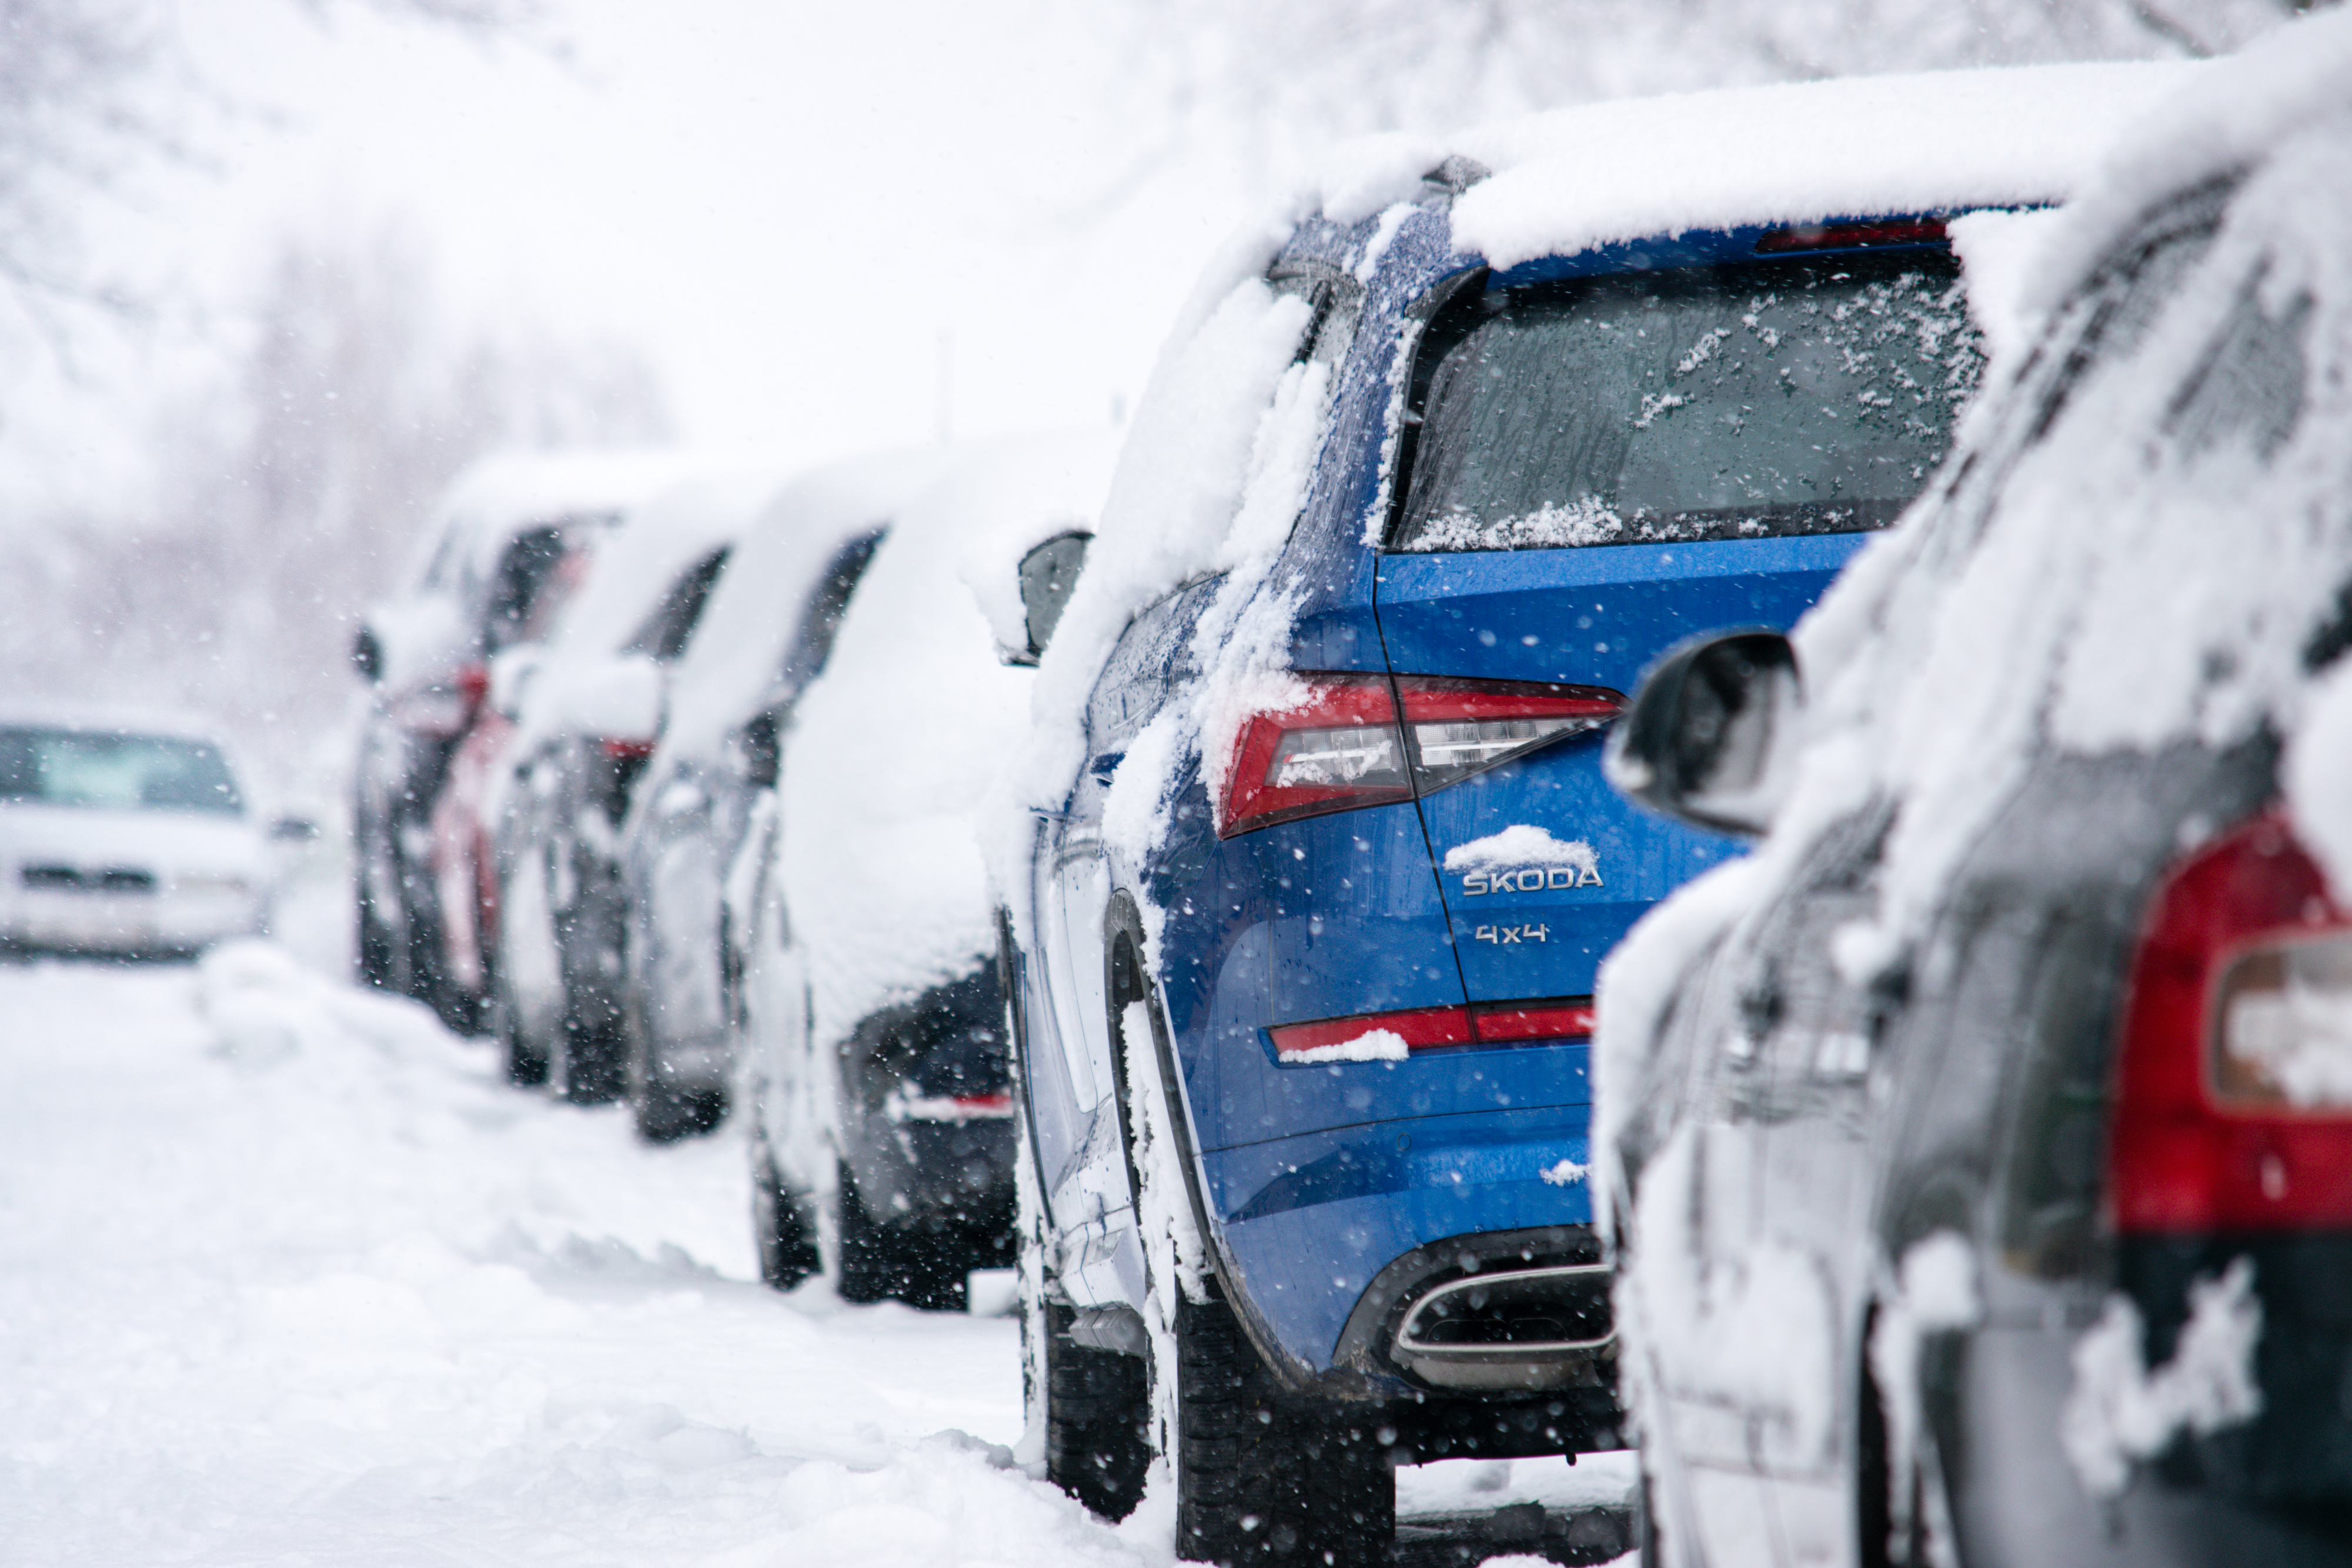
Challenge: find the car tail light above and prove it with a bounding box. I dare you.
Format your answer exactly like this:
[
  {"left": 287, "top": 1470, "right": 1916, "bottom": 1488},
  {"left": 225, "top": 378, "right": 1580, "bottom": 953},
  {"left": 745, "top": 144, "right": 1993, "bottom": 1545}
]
[
  {"left": 887, "top": 1089, "right": 1015, "bottom": 1123},
  {"left": 2110, "top": 809, "right": 2352, "bottom": 1233},
  {"left": 1220, "top": 674, "right": 1411, "bottom": 837},
  {"left": 1218, "top": 673, "right": 1621, "bottom": 838},
  {"left": 1395, "top": 676, "right": 1621, "bottom": 794},
  {"left": 1271, "top": 996, "right": 1594, "bottom": 1062},
  {"left": 1755, "top": 218, "right": 1947, "bottom": 254},
  {"left": 601, "top": 738, "right": 656, "bottom": 763}
]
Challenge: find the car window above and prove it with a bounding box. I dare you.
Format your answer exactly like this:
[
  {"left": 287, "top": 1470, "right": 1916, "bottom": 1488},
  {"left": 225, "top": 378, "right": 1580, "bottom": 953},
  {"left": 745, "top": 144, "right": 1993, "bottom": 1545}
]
[
  {"left": 1389, "top": 252, "right": 1982, "bottom": 551},
  {"left": 2161, "top": 267, "right": 2310, "bottom": 464},
  {"left": 0, "top": 728, "right": 244, "bottom": 815},
  {"left": 773, "top": 529, "right": 885, "bottom": 696},
  {"left": 483, "top": 526, "right": 572, "bottom": 653},
  {"left": 626, "top": 547, "right": 733, "bottom": 661}
]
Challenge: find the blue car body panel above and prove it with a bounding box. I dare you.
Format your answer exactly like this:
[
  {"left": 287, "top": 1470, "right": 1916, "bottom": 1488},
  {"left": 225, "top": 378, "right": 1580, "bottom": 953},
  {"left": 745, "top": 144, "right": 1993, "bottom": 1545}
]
[{"left": 1018, "top": 189, "right": 1969, "bottom": 1393}]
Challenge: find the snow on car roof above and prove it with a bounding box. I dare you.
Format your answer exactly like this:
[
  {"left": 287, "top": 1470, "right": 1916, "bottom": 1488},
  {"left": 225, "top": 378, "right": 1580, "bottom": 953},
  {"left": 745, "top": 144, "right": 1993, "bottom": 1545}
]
[
  {"left": 643, "top": 446, "right": 961, "bottom": 785},
  {"left": 0, "top": 701, "right": 239, "bottom": 747},
  {"left": 1314, "top": 59, "right": 2201, "bottom": 267},
  {"left": 2029, "top": 14, "right": 2352, "bottom": 320},
  {"left": 541, "top": 467, "right": 791, "bottom": 664},
  {"left": 1003, "top": 60, "right": 2201, "bottom": 871},
  {"left": 409, "top": 448, "right": 707, "bottom": 591},
  {"left": 780, "top": 433, "right": 1119, "bottom": 1053}
]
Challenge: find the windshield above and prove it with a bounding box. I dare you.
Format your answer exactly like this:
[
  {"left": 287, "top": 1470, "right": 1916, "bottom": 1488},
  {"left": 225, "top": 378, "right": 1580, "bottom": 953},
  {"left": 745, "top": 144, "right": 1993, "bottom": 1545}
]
[
  {"left": 1392, "top": 252, "right": 1982, "bottom": 551},
  {"left": 0, "top": 728, "right": 245, "bottom": 815}
]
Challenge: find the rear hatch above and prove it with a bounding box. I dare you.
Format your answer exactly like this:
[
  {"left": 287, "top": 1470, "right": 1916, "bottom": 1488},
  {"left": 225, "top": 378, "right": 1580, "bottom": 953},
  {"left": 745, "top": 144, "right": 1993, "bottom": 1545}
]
[{"left": 1375, "top": 231, "right": 1982, "bottom": 1006}]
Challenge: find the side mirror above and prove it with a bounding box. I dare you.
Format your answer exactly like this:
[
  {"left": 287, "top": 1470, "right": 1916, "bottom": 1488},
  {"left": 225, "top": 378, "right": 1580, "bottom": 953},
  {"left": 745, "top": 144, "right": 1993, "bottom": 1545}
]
[
  {"left": 1605, "top": 630, "right": 1802, "bottom": 838},
  {"left": 1011, "top": 531, "right": 1091, "bottom": 666},
  {"left": 487, "top": 646, "right": 546, "bottom": 720},
  {"left": 350, "top": 628, "right": 383, "bottom": 684},
  {"left": 727, "top": 709, "right": 781, "bottom": 790}
]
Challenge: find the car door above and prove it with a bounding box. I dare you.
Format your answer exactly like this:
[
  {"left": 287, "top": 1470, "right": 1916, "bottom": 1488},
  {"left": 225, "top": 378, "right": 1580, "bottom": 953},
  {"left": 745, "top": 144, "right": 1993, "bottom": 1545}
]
[{"left": 1027, "top": 580, "right": 1216, "bottom": 1308}]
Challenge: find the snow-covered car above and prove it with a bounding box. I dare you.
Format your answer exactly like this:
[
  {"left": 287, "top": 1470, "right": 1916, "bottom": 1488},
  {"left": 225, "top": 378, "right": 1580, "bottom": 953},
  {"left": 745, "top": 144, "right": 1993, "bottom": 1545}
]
[
  {"left": 615, "top": 449, "right": 953, "bottom": 1142},
  {"left": 737, "top": 435, "right": 1114, "bottom": 1309},
  {"left": 350, "top": 451, "right": 691, "bottom": 1018},
  {"left": 1599, "top": 22, "right": 2352, "bottom": 1567},
  {"left": 491, "top": 470, "right": 781, "bottom": 1096},
  {"left": 991, "top": 61, "right": 2185, "bottom": 1567},
  {"left": 0, "top": 711, "right": 276, "bottom": 957}
]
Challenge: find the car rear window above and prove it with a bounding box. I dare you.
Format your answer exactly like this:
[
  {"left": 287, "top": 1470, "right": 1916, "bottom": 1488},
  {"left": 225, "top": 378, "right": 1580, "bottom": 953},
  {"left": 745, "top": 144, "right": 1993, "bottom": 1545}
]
[
  {"left": 1390, "top": 252, "right": 1982, "bottom": 551},
  {"left": 0, "top": 728, "right": 245, "bottom": 815}
]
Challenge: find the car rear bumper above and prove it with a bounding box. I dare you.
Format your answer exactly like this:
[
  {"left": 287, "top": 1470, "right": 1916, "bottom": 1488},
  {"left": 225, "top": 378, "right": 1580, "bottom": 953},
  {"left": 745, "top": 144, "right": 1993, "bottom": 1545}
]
[
  {"left": 1204, "top": 1104, "right": 1603, "bottom": 1386},
  {"left": 0, "top": 891, "right": 263, "bottom": 956}
]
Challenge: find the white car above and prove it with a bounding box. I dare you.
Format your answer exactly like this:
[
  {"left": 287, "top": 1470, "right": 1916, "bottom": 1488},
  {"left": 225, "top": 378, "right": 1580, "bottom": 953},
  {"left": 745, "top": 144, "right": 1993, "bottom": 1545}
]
[{"left": 0, "top": 712, "right": 276, "bottom": 957}]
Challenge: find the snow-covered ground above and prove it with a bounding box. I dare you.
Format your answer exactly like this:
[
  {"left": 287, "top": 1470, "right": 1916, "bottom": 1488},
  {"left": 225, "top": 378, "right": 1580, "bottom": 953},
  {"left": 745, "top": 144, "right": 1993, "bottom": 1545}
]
[{"left": 0, "top": 856, "right": 1633, "bottom": 1566}]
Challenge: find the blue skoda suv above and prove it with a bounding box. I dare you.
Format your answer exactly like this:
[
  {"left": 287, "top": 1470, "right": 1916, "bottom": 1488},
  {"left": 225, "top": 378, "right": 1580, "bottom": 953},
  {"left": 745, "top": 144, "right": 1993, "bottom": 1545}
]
[{"left": 998, "top": 67, "right": 2176, "bottom": 1566}]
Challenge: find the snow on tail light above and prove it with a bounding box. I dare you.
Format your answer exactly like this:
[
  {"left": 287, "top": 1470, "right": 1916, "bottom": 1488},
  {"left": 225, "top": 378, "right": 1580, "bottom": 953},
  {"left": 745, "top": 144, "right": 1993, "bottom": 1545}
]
[
  {"left": 1270, "top": 996, "right": 1595, "bottom": 1062},
  {"left": 2111, "top": 810, "right": 2352, "bottom": 1233},
  {"left": 1219, "top": 674, "right": 1410, "bottom": 837},
  {"left": 1217, "top": 673, "right": 1621, "bottom": 838}
]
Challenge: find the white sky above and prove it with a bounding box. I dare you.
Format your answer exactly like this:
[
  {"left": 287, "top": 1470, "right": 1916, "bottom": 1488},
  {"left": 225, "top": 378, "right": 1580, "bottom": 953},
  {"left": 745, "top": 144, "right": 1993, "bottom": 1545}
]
[{"left": 7, "top": 0, "right": 1264, "bottom": 509}]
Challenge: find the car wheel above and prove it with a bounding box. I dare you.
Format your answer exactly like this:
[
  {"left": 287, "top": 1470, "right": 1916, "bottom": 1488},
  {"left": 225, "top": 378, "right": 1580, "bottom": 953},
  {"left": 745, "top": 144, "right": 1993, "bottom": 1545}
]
[
  {"left": 634, "top": 1082, "right": 726, "bottom": 1142},
  {"left": 1857, "top": 1308, "right": 1947, "bottom": 1568},
  {"left": 1172, "top": 1288, "right": 1393, "bottom": 1567},
  {"left": 495, "top": 985, "right": 548, "bottom": 1086},
  {"left": 751, "top": 1148, "right": 819, "bottom": 1289},
  {"left": 836, "top": 1159, "right": 965, "bottom": 1310},
  {"left": 1100, "top": 900, "right": 1393, "bottom": 1564},
  {"left": 556, "top": 1015, "right": 627, "bottom": 1104},
  {"left": 356, "top": 887, "right": 396, "bottom": 990},
  {"left": 1043, "top": 1299, "right": 1151, "bottom": 1519}
]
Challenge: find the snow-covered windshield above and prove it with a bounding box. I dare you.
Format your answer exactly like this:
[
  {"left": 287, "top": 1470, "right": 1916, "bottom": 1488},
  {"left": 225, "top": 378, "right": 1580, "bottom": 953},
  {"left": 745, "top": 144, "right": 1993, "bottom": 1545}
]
[
  {"left": 1393, "top": 254, "right": 1982, "bottom": 551},
  {"left": 0, "top": 728, "right": 244, "bottom": 815}
]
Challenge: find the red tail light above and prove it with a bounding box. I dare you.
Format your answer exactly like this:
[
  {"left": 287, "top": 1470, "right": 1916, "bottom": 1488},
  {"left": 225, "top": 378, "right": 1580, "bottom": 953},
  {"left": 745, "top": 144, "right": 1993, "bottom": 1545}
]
[
  {"left": 1271, "top": 996, "right": 1595, "bottom": 1062},
  {"left": 602, "top": 738, "right": 656, "bottom": 762},
  {"left": 1221, "top": 674, "right": 1410, "bottom": 837},
  {"left": 2111, "top": 810, "right": 2352, "bottom": 1233},
  {"left": 1755, "top": 218, "right": 1947, "bottom": 254},
  {"left": 1218, "top": 673, "right": 1620, "bottom": 838}
]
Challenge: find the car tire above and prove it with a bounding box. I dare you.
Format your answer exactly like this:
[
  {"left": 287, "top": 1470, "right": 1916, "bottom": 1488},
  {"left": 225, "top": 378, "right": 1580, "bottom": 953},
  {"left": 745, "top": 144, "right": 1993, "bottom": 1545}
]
[
  {"left": 1173, "top": 1289, "right": 1393, "bottom": 1567},
  {"left": 634, "top": 1083, "right": 726, "bottom": 1142},
  {"left": 836, "top": 1159, "right": 966, "bottom": 1310},
  {"left": 356, "top": 888, "right": 397, "bottom": 991},
  {"left": 1043, "top": 1300, "right": 1151, "bottom": 1519},
  {"left": 751, "top": 1148, "right": 819, "bottom": 1290},
  {"left": 555, "top": 1015, "right": 626, "bottom": 1104},
  {"left": 1857, "top": 1321, "right": 1941, "bottom": 1568},
  {"left": 495, "top": 985, "right": 549, "bottom": 1086}
]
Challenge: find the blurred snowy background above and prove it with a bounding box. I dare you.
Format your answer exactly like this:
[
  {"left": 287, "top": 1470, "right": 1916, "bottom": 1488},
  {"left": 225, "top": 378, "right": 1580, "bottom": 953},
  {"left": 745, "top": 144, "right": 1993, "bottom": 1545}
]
[{"left": 0, "top": 0, "right": 2316, "bottom": 800}]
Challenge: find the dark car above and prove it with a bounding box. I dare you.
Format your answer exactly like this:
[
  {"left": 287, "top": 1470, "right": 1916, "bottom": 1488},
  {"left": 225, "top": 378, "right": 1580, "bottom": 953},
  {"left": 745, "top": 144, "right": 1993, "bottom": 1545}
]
[
  {"left": 735, "top": 436, "right": 1114, "bottom": 1309},
  {"left": 996, "top": 61, "right": 2179, "bottom": 1568},
  {"left": 1599, "top": 22, "right": 2352, "bottom": 1567},
  {"left": 350, "top": 453, "right": 686, "bottom": 1018}
]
